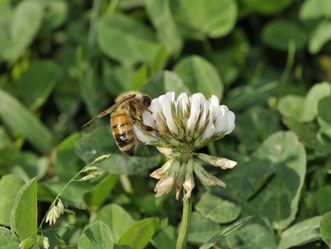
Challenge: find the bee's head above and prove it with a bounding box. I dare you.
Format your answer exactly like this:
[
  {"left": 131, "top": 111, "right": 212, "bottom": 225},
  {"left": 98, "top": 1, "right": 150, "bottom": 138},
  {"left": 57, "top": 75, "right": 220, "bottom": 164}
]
[{"left": 142, "top": 95, "right": 151, "bottom": 107}]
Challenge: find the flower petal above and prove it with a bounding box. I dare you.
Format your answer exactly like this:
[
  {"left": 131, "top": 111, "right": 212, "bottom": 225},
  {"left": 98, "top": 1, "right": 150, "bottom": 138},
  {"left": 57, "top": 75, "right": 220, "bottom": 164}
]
[
  {"left": 209, "top": 95, "right": 220, "bottom": 123},
  {"left": 186, "top": 93, "right": 205, "bottom": 138},
  {"left": 183, "top": 159, "right": 195, "bottom": 199},
  {"left": 194, "top": 162, "right": 226, "bottom": 187},
  {"left": 197, "top": 153, "right": 237, "bottom": 169},
  {"left": 150, "top": 98, "right": 163, "bottom": 120},
  {"left": 133, "top": 125, "right": 157, "bottom": 144},
  {"left": 176, "top": 92, "right": 190, "bottom": 119},
  {"left": 142, "top": 111, "right": 155, "bottom": 128},
  {"left": 155, "top": 112, "right": 169, "bottom": 135},
  {"left": 154, "top": 176, "right": 174, "bottom": 197},
  {"left": 215, "top": 105, "right": 230, "bottom": 135},
  {"left": 196, "top": 100, "right": 209, "bottom": 132},
  {"left": 160, "top": 93, "right": 179, "bottom": 135},
  {"left": 156, "top": 146, "right": 174, "bottom": 157},
  {"left": 150, "top": 159, "right": 174, "bottom": 179},
  {"left": 199, "top": 120, "right": 216, "bottom": 144},
  {"left": 175, "top": 162, "right": 187, "bottom": 200},
  {"left": 225, "top": 111, "right": 235, "bottom": 134}
]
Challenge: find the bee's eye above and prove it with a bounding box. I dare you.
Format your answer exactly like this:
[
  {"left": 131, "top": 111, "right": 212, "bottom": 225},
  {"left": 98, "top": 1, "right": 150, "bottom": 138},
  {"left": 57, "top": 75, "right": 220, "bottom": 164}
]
[{"left": 143, "top": 96, "right": 151, "bottom": 107}]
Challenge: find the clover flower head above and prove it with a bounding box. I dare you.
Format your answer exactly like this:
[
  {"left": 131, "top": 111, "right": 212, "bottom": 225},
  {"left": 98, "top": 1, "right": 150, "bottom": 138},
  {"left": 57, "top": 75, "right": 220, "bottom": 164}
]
[{"left": 134, "top": 92, "right": 237, "bottom": 200}]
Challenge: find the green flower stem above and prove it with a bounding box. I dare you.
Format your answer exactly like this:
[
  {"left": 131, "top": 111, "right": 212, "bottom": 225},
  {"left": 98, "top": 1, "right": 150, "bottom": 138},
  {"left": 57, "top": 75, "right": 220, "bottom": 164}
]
[
  {"left": 176, "top": 197, "right": 192, "bottom": 249},
  {"left": 37, "top": 169, "right": 84, "bottom": 232}
]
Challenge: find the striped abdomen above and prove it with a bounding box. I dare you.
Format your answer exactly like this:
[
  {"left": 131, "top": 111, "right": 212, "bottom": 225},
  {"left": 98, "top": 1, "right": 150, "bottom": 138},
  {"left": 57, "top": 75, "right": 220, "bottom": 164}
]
[{"left": 111, "top": 109, "right": 136, "bottom": 156}]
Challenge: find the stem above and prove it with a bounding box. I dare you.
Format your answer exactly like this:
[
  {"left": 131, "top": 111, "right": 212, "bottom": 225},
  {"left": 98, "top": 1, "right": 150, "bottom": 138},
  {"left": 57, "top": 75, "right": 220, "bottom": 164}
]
[
  {"left": 176, "top": 198, "right": 191, "bottom": 249},
  {"left": 37, "top": 169, "right": 84, "bottom": 232},
  {"left": 280, "top": 41, "right": 295, "bottom": 95}
]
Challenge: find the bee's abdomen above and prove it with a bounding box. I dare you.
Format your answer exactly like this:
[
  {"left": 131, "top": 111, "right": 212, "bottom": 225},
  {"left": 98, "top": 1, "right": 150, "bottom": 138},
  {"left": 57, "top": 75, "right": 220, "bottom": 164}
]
[{"left": 111, "top": 110, "right": 136, "bottom": 156}]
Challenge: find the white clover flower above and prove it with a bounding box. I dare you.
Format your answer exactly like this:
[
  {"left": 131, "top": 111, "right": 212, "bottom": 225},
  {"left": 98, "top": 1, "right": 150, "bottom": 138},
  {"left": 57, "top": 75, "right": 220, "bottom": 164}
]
[{"left": 134, "top": 92, "right": 237, "bottom": 200}]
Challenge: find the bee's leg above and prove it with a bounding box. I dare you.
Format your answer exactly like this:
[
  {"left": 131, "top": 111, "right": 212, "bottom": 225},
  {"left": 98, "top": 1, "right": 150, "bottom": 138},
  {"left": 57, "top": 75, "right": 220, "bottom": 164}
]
[
  {"left": 128, "top": 102, "right": 152, "bottom": 118},
  {"left": 135, "top": 119, "right": 156, "bottom": 132},
  {"left": 136, "top": 104, "right": 152, "bottom": 114},
  {"left": 128, "top": 102, "right": 140, "bottom": 120}
]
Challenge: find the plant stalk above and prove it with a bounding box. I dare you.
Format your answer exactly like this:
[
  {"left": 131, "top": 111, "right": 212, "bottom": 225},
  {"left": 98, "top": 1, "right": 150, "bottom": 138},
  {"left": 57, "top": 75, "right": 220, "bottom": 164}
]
[
  {"left": 37, "top": 169, "right": 84, "bottom": 232},
  {"left": 176, "top": 197, "right": 191, "bottom": 249}
]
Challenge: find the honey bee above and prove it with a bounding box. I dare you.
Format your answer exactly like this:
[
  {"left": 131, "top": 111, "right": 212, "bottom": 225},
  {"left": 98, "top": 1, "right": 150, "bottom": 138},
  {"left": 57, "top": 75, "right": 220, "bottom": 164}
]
[{"left": 83, "top": 91, "right": 152, "bottom": 156}]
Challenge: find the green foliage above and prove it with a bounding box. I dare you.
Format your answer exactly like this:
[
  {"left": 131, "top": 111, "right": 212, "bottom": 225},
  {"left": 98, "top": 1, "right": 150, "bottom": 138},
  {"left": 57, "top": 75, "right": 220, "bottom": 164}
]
[
  {"left": 78, "top": 221, "right": 114, "bottom": 249},
  {"left": 1, "top": 0, "right": 331, "bottom": 248},
  {"left": 153, "top": 226, "right": 177, "bottom": 249},
  {"left": 220, "top": 221, "right": 278, "bottom": 249},
  {"left": 299, "top": 0, "right": 331, "bottom": 20},
  {"left": 10, "top": 178, "right": 37, "bottom": 241},
  {"left": 199, "top": 216, "right": 252, "bottom": 249},
  {"left": 146, "top": 0, "right": 182, "bottom": 55},
  {"left": 187, "top": 212, "right": 222, "bottom": 244},
  {"left": 172, "top": 0, "right": 237, "bottom": 39},
  {"left": 0, "top": 227, "right": 20, "bottom": 249},
  {"left": 309, "top": 22, "right": 331, "bottom": 54},
  {"left": 0, "top": 89, "right": 54, "bottom": 153},
  {"left": 320, "top": 212, "right": 331, "bottom": 247},
  {"left": 119, "top": 218, "right": 160, "bottom": 249},
  {"left": 95, "top": 204, "right": 135, "bottom": 242},
  {"left": 174, "top": 55, "right": 223, "bottom": 99},
  {"left": 250, "top": 131, "right": 306, "bottom": 230},
  {"left": 278, "top": 82, "right": 331, "bottom": 122},
  {"left": 318, "top": 96, "right": 331, "bottom": 125},
  {"left": 0, "top": 174, "right": 24, "bottom": 225},
  {"left": 142, "top": 71, "right": 189, "bottom": 97},
  {"left": 262, "top": 19, "right": 307, "bottom": 51},
  {"left": 279, "top": 216, "right": 322, "bottom": 249},
  {"left": 241, "top": 0, "right": 293, "bottom": 15},
  {"left": 196, "top": 192, "right": 241, "bottom": 223},
  {"left": 18, "top": 60, "right": 60, "bottom": 108},
  {"left": 0, "top": 1, "right": 42, "bottom": 60},
  {"left": 97, "top": 13, "right": 162, "bottom": 65}
]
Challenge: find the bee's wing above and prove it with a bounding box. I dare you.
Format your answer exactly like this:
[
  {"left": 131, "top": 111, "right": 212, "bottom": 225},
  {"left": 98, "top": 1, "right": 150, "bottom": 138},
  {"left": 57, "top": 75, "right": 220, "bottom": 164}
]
[{"left": 82, "top": 94, "right": 136, "bottom": 127}]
